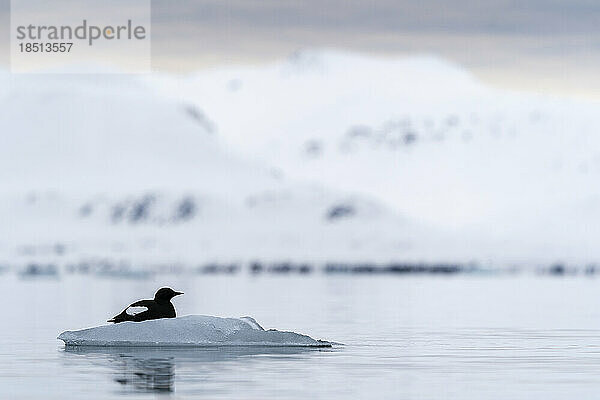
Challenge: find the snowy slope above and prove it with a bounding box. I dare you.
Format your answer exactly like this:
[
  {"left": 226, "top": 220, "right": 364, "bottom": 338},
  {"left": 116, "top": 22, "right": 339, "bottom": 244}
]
[
  {"left": 0, "top": 70, "right": 422, "bottom": 267},
  {"left": 3, "top": 50, "right": 600, "bottom": 267},
  {"left": 149, "top": 50, "right": 600, "bottom": 263}
]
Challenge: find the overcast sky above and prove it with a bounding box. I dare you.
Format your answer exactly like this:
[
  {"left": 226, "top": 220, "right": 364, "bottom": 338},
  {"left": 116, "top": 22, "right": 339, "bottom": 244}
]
[{"left": 2, "top": 0, "right": 600, "bottom": 97}]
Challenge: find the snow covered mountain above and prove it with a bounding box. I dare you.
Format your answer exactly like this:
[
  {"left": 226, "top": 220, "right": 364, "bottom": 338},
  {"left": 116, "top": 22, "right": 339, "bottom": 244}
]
[
  {"left": 149, "top": 50, "right": 600, "bottom": 264},
  {"left": 2, "top": 50, "right": 600, "bottom": 269}
]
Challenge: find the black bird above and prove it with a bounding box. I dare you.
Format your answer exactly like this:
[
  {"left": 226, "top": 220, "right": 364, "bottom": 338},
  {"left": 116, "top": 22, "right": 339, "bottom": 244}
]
[{"left": 108, "top": 287, "right": 184, "bottom": 323}]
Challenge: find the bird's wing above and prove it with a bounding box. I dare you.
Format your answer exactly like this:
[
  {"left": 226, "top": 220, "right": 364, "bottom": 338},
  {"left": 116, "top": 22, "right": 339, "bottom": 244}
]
[
  {"left": 126, "top": 299, "right": 154, "bottom": 316},
  {"left": 130, "top": 299, "right": 154, "bottom": 307}
]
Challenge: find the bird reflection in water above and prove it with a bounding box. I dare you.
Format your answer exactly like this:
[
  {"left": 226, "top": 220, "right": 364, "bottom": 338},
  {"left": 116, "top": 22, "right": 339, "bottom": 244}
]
[
  {"left": 64, "top": 347, "right": 176, "bottom": 392},
  {"left": 112, "top": 353, "right": 174, "bottom": 392},
  {"left": 63, "top": 346, "right": 330, "bottom": 394}
]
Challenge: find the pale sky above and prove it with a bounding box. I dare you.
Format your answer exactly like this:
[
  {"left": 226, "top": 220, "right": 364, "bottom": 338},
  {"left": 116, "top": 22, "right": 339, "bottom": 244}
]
[{"left": 2, "top": 0, "right": 600, "bottom": 98}]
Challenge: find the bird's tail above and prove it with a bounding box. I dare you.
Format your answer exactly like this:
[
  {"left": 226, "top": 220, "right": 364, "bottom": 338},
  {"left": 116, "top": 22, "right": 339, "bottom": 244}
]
[{"left": 107, "top": 309, "right": 134, "bottom": 323}]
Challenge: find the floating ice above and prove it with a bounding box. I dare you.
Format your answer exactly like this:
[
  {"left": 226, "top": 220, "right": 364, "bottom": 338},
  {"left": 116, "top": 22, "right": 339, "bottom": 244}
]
[{"left": 58, "top": 315, "right": 331, "bottom": 347}]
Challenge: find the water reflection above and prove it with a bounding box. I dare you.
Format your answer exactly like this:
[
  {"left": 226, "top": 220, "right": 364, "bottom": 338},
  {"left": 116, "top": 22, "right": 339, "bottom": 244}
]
[
  {"left": 63, "top": 346, "right": 330, "bottom": 394},
  {"left": 111, "top": 353, "right": 174, "bottom": 392}
]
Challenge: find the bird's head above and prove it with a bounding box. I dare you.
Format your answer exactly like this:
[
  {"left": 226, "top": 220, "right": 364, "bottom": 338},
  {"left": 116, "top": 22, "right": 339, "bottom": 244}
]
[{"left": 154, "top": 287, "right": 184, "bottom": 302}]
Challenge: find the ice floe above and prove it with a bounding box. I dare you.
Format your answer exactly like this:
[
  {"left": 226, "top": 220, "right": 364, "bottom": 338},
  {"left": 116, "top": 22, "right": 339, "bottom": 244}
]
[{"left": 58, "top": 315, "right": 331, "bottom": 347}]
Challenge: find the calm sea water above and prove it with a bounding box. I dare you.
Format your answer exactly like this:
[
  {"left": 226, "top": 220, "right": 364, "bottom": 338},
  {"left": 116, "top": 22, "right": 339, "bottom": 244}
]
[{"left": 2, "top": 273, "right": 600, "bottom": 399}]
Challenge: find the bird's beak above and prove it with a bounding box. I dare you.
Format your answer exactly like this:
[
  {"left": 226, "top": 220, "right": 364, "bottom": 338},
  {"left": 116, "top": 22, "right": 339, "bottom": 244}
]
[{"left": 174, "top": 291, "right": 184, "bottom": 296}]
